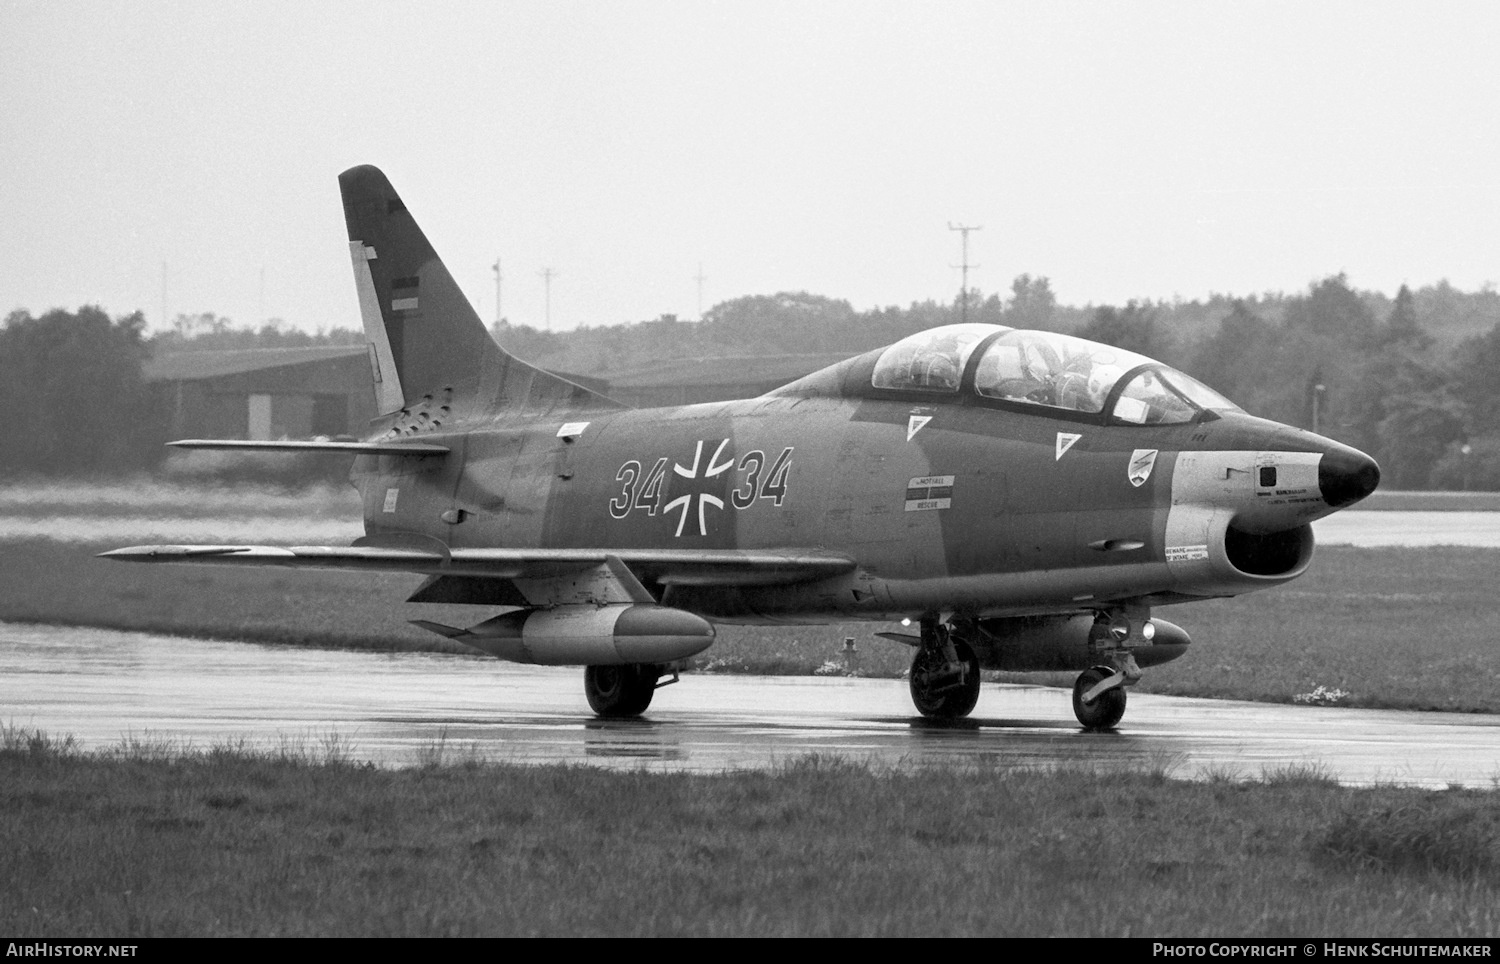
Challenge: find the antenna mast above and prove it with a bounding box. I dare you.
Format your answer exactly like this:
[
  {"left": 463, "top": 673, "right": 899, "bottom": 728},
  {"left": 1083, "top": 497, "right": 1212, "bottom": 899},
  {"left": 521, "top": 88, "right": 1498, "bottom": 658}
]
[
  {"left": 538, "top": 266, "right": 557, "bottom": 330},
  {"left": 492, "top": 257, "right": 503, "bottom": 325},
  {"left": 948, "top": 222, "right": 982, "bottom": 324}
]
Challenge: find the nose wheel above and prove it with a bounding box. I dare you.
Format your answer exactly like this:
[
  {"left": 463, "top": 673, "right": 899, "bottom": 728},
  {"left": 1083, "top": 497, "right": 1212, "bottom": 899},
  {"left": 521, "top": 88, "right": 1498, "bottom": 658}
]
[{"left": 1072, "top": 664, "right": 1129, "bottom": 730}]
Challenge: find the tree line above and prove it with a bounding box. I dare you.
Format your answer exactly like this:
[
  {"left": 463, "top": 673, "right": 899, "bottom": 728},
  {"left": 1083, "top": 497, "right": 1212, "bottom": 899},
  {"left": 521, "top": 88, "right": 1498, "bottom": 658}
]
[
  {"left": 505, "top": 274, "right": 1500, "bottom": 491},
  {"left": 5, "top": 275, "right": 1500, "bottom": 488}
]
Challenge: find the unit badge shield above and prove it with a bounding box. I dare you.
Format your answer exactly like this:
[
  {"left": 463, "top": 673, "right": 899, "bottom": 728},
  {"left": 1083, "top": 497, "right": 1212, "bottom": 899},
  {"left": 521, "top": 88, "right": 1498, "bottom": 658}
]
[{"left": 1128, "top": 449, "right": 1158, "bottom": 487}]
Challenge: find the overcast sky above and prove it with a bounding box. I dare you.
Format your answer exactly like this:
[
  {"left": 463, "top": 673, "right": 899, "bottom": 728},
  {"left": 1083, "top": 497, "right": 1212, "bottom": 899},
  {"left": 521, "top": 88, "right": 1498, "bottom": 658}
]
[{"left": 4, "top": 1, "right": 1498, "bottom": 334}]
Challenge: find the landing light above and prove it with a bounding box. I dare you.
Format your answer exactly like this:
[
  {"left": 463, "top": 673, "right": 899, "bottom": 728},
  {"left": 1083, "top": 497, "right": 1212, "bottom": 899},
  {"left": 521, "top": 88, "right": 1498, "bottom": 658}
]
[{"left": 1142, "top": 621, "right": 1156, "bottom": 641}]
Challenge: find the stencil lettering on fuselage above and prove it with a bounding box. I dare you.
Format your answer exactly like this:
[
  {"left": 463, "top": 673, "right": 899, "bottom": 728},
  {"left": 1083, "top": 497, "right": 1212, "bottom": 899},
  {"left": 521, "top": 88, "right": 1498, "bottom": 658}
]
[
  {"left": 610, "top": 439, "right": 794, "bottom": 537},
  {"left": 904, "top": 475, "right": 954, "bottom": 512}
]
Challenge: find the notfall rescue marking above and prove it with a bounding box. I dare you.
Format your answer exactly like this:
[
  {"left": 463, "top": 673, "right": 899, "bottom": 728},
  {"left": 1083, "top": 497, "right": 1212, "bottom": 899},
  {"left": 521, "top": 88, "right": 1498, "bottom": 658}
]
[
  {"left": 907, "top": 415, "right": 932, "bottom": 441},
  {"left": 1056, "top": 433, "right": 1081, "bottom": 460},
  {"left": 905, "top": 475, "right": 954, "bottom": 511}
]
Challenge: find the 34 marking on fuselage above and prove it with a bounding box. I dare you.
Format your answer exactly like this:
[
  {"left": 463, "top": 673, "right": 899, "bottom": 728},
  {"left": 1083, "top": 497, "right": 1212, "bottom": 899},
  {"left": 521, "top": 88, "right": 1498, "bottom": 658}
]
[{"left": 610, "top": 440, "right": 794, "bottom": 536}]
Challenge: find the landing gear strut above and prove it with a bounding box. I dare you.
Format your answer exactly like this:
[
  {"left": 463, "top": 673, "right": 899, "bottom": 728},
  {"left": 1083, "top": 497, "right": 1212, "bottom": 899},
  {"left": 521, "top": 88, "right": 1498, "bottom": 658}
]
[
  {"left": 1070, "top": 610, "right": 1148, "bottom": 729},
  {"left": 909, "top": 617, "right": 981, "bottom": 719},
  {"left": 584, "top": 663, "right": 664, "bottom": 717}
]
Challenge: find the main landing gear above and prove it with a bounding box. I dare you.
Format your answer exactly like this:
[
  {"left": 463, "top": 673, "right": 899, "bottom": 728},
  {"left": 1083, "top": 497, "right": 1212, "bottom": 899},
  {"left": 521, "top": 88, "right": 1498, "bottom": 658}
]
[
  {"left": 902, "top": 609, "right": 1155, "bottom": 728},
  {"left": 584, "top": 663, "right": 676, "bottom": 717},
  {"left": 909, "top": 617, "right": 981, "bottom": 719}
]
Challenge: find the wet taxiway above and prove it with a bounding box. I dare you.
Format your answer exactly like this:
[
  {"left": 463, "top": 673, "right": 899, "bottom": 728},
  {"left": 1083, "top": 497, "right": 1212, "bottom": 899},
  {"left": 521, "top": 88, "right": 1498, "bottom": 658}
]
[{"left": 3, "top": 622, "right": 1497, "bottom": 787}]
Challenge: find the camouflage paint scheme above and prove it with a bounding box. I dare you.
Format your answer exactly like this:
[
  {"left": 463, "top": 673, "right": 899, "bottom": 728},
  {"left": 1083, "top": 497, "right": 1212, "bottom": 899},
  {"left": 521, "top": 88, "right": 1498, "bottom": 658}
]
[{"left": 106, "top": 166, "right": 1380, "bottom": 725}]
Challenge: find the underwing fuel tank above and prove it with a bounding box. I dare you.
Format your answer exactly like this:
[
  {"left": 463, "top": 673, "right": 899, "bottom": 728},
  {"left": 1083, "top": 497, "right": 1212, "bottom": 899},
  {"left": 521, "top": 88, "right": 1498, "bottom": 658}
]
[{"left": 417, "top": 604, "right": 716, "bottom": 666}]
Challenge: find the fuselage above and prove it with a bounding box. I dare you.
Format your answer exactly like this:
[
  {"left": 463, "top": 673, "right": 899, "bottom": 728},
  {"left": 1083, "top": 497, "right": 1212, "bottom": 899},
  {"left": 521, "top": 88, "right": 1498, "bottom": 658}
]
[{"left": 353, "top": 324, "right": 1378, "bottom": 625}]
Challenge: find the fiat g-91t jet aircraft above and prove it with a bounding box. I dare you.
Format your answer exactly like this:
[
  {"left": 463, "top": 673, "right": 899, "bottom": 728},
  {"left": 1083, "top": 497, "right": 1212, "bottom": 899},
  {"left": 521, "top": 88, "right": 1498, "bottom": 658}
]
[{"left": 105, "top": 166, "right": 1380, "bottom": 728}]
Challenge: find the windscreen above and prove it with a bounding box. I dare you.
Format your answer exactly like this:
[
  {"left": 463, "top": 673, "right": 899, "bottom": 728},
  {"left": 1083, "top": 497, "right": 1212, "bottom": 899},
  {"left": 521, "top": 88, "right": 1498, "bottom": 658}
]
[{"left": 972, "top": 330, "right": 1241, "bottom": 423}]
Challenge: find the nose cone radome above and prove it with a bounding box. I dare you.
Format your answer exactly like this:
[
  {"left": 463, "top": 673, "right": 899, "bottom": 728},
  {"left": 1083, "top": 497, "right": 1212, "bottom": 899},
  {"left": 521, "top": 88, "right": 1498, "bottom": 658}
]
[{"left": 1319, "top": 447, "right": 1381, "bottom": 508}]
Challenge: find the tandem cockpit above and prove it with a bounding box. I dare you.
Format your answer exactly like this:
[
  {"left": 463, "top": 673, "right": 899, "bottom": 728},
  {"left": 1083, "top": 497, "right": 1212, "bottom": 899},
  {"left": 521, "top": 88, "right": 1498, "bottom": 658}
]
[{"left": 775, "top": 323, "right": 1241, "bottom": 425}]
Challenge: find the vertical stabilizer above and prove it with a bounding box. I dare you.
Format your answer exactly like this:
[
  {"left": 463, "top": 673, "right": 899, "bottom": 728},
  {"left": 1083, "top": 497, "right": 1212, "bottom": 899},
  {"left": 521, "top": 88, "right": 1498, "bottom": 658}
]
[{"left": 339, "top": 165, "right": 615, "bottom": 416}]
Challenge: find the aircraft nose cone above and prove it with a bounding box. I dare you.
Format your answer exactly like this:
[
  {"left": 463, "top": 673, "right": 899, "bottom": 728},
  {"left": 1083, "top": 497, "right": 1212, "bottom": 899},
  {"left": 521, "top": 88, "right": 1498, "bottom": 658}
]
[{"left": 1319, "top": 448, "right": 1381, "bottom": 508}]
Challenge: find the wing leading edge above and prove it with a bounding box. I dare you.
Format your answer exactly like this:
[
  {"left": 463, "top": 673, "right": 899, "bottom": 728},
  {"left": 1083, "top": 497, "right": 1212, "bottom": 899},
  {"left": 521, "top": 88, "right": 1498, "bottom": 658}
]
[
  {"left": 99, "top": 544, "right": 855, "bottom": 587},
  {"left": 166, "top": 439, "right": 449, "bottom": 456}
]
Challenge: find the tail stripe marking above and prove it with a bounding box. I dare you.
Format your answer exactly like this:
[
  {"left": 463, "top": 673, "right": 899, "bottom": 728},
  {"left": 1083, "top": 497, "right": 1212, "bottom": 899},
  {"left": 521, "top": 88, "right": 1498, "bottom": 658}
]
[{"left": 348, "top": 240, "right": 405, "bottom": 414}]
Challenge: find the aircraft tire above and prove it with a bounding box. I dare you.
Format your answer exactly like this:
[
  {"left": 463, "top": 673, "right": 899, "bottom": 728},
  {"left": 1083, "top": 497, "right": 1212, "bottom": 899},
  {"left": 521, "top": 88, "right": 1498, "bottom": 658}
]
[
  {"left": 1072, "top": 666, "right": 1127, "bottom": 730},
  {"left": 909, "top": 639, "right": 981, "bottom": 719},
  {"left": 584, "top": 664, "right": 658, "bottom": 717}
]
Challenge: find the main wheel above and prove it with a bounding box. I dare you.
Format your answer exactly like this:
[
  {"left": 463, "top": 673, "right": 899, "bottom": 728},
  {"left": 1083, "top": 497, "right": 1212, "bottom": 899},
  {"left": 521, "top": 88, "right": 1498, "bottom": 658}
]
[
  {"left": 1072, "top": 665, "right": 1127, "bottom": 729},
  {"left": 910, "top": 639, "right": 981, "bottom": 719},
  {"left": 584, "top": 664, "right": 659, "bottom": 717}
]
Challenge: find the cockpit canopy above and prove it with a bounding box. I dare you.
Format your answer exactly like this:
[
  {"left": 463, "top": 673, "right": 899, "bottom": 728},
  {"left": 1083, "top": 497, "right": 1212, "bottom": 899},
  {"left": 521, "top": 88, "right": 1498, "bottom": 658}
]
[{"left": 869, "top": 324, "right": 1240, "bottom": 424}]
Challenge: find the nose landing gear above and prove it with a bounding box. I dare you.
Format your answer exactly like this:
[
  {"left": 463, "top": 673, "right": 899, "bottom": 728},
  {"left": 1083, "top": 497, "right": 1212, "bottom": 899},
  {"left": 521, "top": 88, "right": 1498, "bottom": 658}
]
[
  {"left": 1072, "top": 609, "right": 1149, "bottom": 729},
  {"left": 1071, "top": 655, "right": 1139, "bottom": 729}
]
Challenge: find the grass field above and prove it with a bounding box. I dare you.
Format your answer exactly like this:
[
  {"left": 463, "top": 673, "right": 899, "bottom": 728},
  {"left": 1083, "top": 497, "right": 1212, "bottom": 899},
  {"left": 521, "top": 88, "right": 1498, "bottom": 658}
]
[
  {"left": 2, "top": 726, "right": 1497, "bottom": 938},
  {"left": 1364, "top": 490, "right": 1500, "bottom": 511}
]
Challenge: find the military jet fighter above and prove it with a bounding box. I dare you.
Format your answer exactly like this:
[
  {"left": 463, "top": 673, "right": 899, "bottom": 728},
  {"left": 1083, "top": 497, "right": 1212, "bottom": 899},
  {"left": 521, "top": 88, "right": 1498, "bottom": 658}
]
[{"left": 104, "top": 165, "right": 1381, "bottom": 728}]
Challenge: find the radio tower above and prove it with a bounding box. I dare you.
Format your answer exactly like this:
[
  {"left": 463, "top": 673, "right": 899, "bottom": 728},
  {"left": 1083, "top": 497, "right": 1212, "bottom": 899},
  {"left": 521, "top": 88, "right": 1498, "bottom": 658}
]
[
  {"left": 492, "top": 257, "right": 502, "bottom": 325},
  {"left": 948, "top": 222, "right": 982, "bottom": 324},
  {"left": 538, "top": 267, "right": 557, "bottom": 330}
]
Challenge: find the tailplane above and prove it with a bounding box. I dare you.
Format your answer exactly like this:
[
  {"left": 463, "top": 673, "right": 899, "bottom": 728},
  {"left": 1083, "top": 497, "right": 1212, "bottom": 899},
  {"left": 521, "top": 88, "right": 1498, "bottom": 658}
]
[{"left": 339, "top": 165, "right": 616, "bottom": 416}]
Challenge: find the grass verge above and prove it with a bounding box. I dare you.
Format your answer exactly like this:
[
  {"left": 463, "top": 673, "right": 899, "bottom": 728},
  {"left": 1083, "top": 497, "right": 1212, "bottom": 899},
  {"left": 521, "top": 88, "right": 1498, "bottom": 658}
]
[{"left": 2, "top": 725, "right": 1498, "bottom": 938}]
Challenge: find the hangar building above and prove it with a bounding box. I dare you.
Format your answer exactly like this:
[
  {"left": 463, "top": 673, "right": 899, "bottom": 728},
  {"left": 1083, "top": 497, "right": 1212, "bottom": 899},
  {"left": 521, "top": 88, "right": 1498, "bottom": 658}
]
[
  {"left": 144, "top": 346, "right": 842, "bottom": 439},
  {"left": 145, "top": 346, "right": 375, "bottom": 441}
]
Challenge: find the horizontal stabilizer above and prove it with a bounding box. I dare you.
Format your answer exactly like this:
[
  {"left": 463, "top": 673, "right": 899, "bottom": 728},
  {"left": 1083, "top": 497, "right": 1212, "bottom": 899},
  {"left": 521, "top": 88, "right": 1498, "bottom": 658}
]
[{"left": 167, "top": 439, "right": 449, "bottom": 456}]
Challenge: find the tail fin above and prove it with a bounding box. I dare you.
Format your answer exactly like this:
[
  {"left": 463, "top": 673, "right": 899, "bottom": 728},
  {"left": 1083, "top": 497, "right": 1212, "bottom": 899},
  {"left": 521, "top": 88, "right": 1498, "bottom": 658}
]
[{"left": 339, "top": 165, "right": 616, "bottom": 415}]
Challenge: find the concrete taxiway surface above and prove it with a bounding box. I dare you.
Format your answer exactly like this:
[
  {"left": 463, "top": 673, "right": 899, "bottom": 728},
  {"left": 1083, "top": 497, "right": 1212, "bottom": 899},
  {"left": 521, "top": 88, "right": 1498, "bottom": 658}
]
[{"left": 3, "top": 622, "right": 1496, "bottom": 787}]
